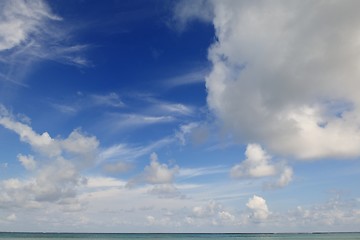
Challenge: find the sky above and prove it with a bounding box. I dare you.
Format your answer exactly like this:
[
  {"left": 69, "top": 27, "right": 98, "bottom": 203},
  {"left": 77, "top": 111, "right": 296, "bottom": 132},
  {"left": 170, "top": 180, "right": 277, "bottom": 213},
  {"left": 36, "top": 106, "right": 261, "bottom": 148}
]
[{"left": 0, "top": 0, "right": 360, "bottom": 233}]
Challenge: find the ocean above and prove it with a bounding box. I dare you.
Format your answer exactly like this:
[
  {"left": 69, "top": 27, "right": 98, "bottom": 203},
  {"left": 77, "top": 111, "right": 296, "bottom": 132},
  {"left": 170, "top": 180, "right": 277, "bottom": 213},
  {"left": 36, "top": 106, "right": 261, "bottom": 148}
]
[{"left": 0, "top": 233, "right": 359, "bottom": 240}]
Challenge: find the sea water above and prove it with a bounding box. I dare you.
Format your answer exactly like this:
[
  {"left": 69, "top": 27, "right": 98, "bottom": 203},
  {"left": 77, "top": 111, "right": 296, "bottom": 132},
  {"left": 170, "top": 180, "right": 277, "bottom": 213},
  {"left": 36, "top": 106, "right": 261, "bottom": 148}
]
[{"left": 0, "top": 233, "right": 359, "bottom": 240}]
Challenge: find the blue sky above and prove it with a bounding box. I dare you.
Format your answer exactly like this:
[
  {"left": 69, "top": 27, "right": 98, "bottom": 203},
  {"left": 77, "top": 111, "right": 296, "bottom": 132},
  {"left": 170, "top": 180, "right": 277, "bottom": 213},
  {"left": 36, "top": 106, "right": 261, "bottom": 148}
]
[{"left": 1, "top": 0, "right": 360, "bottom": 233}]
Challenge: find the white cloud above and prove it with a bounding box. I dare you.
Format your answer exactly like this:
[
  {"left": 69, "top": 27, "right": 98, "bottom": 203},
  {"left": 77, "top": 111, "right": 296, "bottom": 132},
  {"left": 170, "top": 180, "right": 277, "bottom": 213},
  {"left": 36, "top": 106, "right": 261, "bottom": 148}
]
[
  {"left": 218, "top": 211, "right": 235, "bottom": 222},
  {"left": 246, "top": 195, "right": 270, "bottom": 221},
  {"left": 192, "top": 200, "right": 221, "bottom": 218},
  {"left": 86, "top": 177, "right": 126, "bottom": 189},
  {"left": 103, "top": 162, "right": 132, "bottom": 174},
  {"left": 163, "top": 68, "right": 209, "bottom": 87},
  {"left": 99, "top": 137, "right": 174, "bottom": 163},
  {"left": 90, "top": 92, "right": 124, "bottom": 108},
  {"left": 178, "top": 166, "right": 227, "bottom": 180},
  {"left": 0, "top": 110, "right": 61, "bottom": 157},
  {"left": 175, "top": 122, "right": 199, "bottom": 145},
  {"left": 231, "top": 144, "right": 293, "bottom": 188},
  {"left": 172, "top": 0, "right": 213, "bottom": 31},
  {"left": 158, "top": 103, "right": 193, "bottom": 116},
  {"left": 108, "top": 113, "right": 175, "bottom": 130},
  {"left": 282, "top": 196, "right": 360, "bottom": 230},
  {"left": 175, "top": 0, "right": 360, "bottom": 160},
  {"left": 271, "top": 166, "right": 293, "bottom": 189},
  {"left": 127, "top": 153, "right": 180, "bottom": 198},
  {"left": 0, "top": 105, "right": 99, "bottom": 208},
  {"left": 141, "top": 152, "right": 179, "bottom": 185},
  {"left": 6, "top": 213, "right": 17, "bottom": 222},
  {"left": 0, "top": 0, "right": 89, "bottom": 86},
  {"left": 231, "top": 144, "right": 276, "bottom": 178},
  {"left": 32, "top": 158, "right": 84, "bottom": 202},
  {"left": 1, "top": 105, "right": 99, "bottom": 164},
  {"left": 17, "top": 154, "right": 37, "bottom": 171},
  {"left": 0, "top": 0, "right": 60, "bottom": 51},
  {"left": 51, "top": 92, "right": 125, "bottom": 115},
  {"left": 148, "top": 153, "right": 175, "bottom": 183},
  {"left": 146, "top": 215, "right": 156, "bottom": 225},
  {"left": 190, "top": 200, "right": 238, "bottom": 226},
  {"left": 148, "top": 184, "right": 183, "bottom": 199}
]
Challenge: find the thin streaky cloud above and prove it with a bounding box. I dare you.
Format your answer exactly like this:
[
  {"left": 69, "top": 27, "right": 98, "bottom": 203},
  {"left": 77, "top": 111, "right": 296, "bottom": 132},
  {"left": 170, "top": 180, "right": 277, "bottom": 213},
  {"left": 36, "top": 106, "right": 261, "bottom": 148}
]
[{"left": 163, "top": 67, "right": 210, "bottom": 88}]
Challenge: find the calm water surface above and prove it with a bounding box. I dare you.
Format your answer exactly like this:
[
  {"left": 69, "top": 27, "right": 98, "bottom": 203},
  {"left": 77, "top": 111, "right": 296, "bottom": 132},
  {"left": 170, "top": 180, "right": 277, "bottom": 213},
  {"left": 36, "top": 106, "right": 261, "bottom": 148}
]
[{"left": 0, "top": 233, "right": 359, "bottom": 240}]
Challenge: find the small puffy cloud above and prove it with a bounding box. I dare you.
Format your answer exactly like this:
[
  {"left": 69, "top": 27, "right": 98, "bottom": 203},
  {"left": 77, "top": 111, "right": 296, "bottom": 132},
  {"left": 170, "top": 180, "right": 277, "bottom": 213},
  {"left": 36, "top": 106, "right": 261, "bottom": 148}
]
[
  {"left": 246, "top": 195, "right": 270, "bottom": 221},
  {"left": 231, "top": 144, "right": 293, "bottom": 188},
  {"left": 284, "top": 196, "right": 360, "bottom": 229},
  {"left": 146, "top": 215, "right": 156, "bottom": 225},
  {"left": 271, "top": 166, "right": 293, "bottom": 189},
  {"left": 192, "top": 200, "right": 221, "bottom": 218},
  {"left": 143, "top": 152, "right": 179, "bottom": 185},
  {"left": 17, "top": 154, "right": 37, "bottom": 171},
  {"left": 126, "top": 153, "right": 180, "bottom": 198},
  {"left": 6, "top": 213, "right": 17, "bottom": 222},
  {"left": 218, "top": 211, "right": 235, "bottom": 222},
  {"left": 190, "top": 200, "right": 237, "bottom": 226},
  {"left": 231, "top": 144, "right": 276, "bottom": 178}
]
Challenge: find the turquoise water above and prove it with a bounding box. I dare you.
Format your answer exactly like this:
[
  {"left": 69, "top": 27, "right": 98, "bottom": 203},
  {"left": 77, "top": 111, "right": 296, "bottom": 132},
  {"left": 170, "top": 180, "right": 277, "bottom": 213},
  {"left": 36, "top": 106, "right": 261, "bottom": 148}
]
[{"left": 0, "top": 233, "right": 359, "bottom": 240}]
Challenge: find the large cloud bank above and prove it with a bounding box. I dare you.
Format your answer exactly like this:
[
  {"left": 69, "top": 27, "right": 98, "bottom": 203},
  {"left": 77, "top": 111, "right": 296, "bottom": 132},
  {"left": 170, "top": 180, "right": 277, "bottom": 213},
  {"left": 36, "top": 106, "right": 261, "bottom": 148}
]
[{"left": 175, "top": 0, "right": 360, "bottom": 159}]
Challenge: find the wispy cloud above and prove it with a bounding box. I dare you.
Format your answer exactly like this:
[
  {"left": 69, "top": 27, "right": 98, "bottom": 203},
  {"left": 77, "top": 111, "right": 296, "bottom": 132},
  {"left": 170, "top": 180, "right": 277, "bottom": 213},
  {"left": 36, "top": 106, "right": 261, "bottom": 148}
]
[
  {"left": 178, "top": 166, "right": 228, "bottom": 180},
  {"left": 0, "top": 0, "right": 90, "bottom": 85},
  {"left": 99, "top": 137, "right": 174, "bottom": 163},
  {"left": 50, "top": 92, "right": 125, "bottom": 115},
  {"left": 163, "top": 67, "right": 209, "bottom": 88},
  {"left": 106, "top": 113, "right": 175, "bottom": 130}
]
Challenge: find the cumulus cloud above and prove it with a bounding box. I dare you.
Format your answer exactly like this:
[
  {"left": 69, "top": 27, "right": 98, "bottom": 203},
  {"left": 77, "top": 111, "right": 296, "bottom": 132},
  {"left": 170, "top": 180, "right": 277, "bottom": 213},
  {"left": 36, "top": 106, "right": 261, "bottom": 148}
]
[
  {"left": 190, "top": 200, "right": 237, "bottom": 226},
  {"left": 142, "top": 153, "right": 179, "bottom": 184},
  {"left": 0, "top": 105, "right": 99, "bottom": 164},
  {"left": 126, "top": 153, "right": 180, "bottom": 198},
  {"left": 192, "top": 200, "right": 222, "bottom": 218},
  {"left": 17, "top": 154, "right": 37, "bottom": 171},
  {"left": 231, "top": 144, "right": 293, "bottom": 188},
  {"left": 0, "top": 105, "right": 98, "bottom": 208},
  {"left": 281, "top": 196, "right": 360, "bottom": 230},
  {"left": 246, "top": 195, "right": 270, "bottom": 221},
  {"left": 175, "top": 0, "right": 360, "bottom": 160}
]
